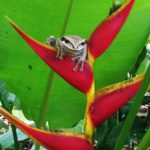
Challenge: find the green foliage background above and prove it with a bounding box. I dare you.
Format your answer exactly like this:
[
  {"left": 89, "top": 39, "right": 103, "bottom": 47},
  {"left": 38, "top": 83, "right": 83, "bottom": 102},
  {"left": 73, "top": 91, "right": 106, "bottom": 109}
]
[{"left": 0, "top": 0, "right": 150, "bottom": 129}]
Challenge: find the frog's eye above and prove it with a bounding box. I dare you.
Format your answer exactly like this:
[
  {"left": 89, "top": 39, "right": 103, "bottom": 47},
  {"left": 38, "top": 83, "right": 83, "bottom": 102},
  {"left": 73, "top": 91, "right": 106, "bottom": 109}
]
[
  {"left": 61, "top": 37, "right": 69, "bottom": 43},
  {"left": 64, "top": 39, "right": 69, "bottom": 43},
  {"left": 79, "top": 41, "right": 86, "bottom": 46},
  {"left": 61, "top": 37, "right": 65, "bottom": 41},
  {"left": 81, "top": 42, "right": 85, "bottom": 46}
]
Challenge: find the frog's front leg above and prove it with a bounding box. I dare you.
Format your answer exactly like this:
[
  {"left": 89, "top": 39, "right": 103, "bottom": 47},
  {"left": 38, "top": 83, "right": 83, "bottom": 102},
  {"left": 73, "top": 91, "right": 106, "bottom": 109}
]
[
  {"left": 73, "top": 58, "right": 85, "bottom": 72},
  {"left": 71, "top": 55, "right": 81, "bottom": 62},
  {"left": 56, "top": 45, "right": 61, "bottom": 58},
  {"left": 56, "top": 46, "right": 65, "bottom": 60},
  {"left": 59, "top": 47, "right": 65, "bottom": 60},
  {"left": 73, "top": 46, "right": 87, "bottom": 72}
]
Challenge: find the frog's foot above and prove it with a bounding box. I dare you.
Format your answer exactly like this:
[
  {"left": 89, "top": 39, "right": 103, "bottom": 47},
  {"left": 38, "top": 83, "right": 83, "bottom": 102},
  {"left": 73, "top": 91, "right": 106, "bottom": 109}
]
[
  {"left": 73, "top": 61, "right": 80, "bottom": 72},
  {"left": 56, "top": 54, "right": 64, "bottom": 60},
  {"left": 56, "top": 50, "right": 64, "bottom": 60},
  {"left": 56, "top": 52, "right": 60, "bottom": 58},
  {"left": 59, "top": 55, "right": 64, "bottom": 60},
  {"left": 71, "top": 56, "right": 81, "bottom": 62},
  {"left": 73, "top": 60, "right": 84, "bottom": 72},
  {"left": 73, "top": 60, "right": 81, "bottom": 72}
]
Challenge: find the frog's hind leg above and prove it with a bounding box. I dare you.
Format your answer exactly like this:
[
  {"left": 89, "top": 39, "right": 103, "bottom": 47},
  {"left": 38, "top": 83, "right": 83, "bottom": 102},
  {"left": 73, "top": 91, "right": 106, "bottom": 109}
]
[{"left": 45, "top": 36, "right": 56, "bottom": 47}]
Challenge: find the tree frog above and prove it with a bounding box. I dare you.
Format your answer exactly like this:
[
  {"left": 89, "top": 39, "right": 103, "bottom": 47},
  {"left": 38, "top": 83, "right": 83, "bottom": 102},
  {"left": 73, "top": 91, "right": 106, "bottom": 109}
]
[{"left": 45, "top": 35, "right": 87, "bottom": 72}]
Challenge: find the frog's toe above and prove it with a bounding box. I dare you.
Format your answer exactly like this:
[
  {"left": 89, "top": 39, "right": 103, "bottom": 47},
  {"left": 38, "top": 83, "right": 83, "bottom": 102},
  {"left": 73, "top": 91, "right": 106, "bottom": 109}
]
[
  {"left": 56, "top": 54, "right": 59, "bottom": 58},
  {"left": 73, "top": 67, "right": 78, "bottom": 72},
  {"left": 59, "top": 55, "right": 64, "bottom": 60},
  {"left": 79, "top": 68, "right": 83, "bottom": 72},
  {"left": 71, "top": 57, "right": 75, "bottom": 62}
]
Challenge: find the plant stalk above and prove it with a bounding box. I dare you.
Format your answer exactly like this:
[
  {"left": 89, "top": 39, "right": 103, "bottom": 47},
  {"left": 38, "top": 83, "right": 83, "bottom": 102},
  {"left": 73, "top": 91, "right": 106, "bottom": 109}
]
[
  {"left": 137, "top": 126, "right": 150, "bottom": 150},
  {"left": 36, "top": 70, "right": 54, "bottom": 128},
  {"left": 11, "top": 125, "right": 19, "bottom": 150},
  {"left": 35, "top": 70, "right": 54, "bottom": 150},
  {"left": 35, "top": 0, "right": 74, "bottom": 149},
  {"left": 0, "top": 97, "right": 19, "bottom": 150},
  {"left": 129, "top": 46, "right": 147, "bottom": 76},
  {"left": 114, "top": 64, "right": 150, "bottom": 150},
  {"left": 84, "top": 82, "right": 95, "bottom": 137}
]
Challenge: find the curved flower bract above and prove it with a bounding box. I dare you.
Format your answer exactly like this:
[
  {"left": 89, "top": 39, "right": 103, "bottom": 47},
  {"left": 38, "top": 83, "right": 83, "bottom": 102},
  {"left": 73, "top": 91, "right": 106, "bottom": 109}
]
[
  {"left": 88, "top": 0, "right": 135, "bottom": 60},
  {"left": 6, "top": 0, "right": 135, "bottom": 93},
  {"left": 89, "top": 74, "right": 144, "bottom": 127},
  {"left": 6, "top": 17, "right": 94, "bottom": 94},
  {"left": 0, "top": 108, "right": 93, "bottom": 150}
]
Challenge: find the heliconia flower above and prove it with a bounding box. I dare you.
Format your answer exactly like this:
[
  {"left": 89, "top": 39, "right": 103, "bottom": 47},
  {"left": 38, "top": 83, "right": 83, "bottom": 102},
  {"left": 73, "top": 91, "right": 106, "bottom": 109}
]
[
  {"left": 6, "top": 0, "right": 134, "bottom": 94},
  {"left": 3, "top": 0, "right": 137, "bottom": 147},
  {"left": 84, "top": 0, "right": 135, "bottom": 136},
  {"left": 89, "top": 74, "right": 144, "bottom": 127},
  {"left": 88, "top": 0, "right": 135, "bottom": 60},
  {"left": 6, "top": 17, "right": 94, "bottom": 94},
  {"left": 0, "top": 107, "right": 93, "bottom": 150}
]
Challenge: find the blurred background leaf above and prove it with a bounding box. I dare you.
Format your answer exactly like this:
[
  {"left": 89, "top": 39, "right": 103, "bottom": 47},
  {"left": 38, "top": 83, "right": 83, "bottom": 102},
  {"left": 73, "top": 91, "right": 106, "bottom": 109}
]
[
  {"left": 0, "top": 128, "right": 28, "bottom": 149},
  {"left": 0, "top": 0, "right": 150, "bottom": 130}
]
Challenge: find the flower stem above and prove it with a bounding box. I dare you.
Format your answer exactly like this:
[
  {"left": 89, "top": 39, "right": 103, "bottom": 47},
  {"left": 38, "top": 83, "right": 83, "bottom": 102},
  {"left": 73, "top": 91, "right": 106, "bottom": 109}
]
[
  {"left": 11, "top": 125, "right": 19, "bottom": 150},
  {"left": 35, "top": 0, "right": 74, "bottom": 149},
  {"left": 37, "top": 70, "right": 54, "bottom": 128},
  {"left": 35, "top": 70, "right": 54, "bottom": 150},
  {"left": 84, "top": 76, "right": 95, "bottom": 137}
]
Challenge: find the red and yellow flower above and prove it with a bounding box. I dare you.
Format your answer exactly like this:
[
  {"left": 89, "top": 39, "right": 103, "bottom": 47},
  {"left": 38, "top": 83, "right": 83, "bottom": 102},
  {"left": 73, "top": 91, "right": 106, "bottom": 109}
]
[{"left": 0, "top": 0, "right": 142, "bottom": 149}]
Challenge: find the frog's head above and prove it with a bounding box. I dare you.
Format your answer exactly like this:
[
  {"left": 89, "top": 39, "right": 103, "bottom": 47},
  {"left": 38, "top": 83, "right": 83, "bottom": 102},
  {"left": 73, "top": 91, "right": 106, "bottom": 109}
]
[{"left": 60, "top": 35, "right": 86, "bottom": 51}]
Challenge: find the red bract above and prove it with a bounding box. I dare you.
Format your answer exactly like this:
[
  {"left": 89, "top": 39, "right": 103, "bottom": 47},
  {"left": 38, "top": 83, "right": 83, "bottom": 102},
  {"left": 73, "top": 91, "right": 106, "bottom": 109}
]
[
  {"left": 0, "top": 108, "right": 93, "bottom": 150},
  {"left": 6, "top": 0, "right": 135, "bottom": 93},
  {"left": 6, "top": 17, "right": 94, "bottom": 94},
  {"left": 89, "top": 75, "right": 144, "bottom": 127},
  {"left": 88, "top": 0, "right": 135, "bottom": 60}
]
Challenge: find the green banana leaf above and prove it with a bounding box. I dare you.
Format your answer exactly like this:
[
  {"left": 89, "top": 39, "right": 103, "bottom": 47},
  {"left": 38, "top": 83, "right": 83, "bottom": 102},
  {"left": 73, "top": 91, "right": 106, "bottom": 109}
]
[
  {"left": 0, "top": 0, "right": 150, "bottom": 129},
  {"left": 94, "top": 0, "right": 150, "bottom": 89}
]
